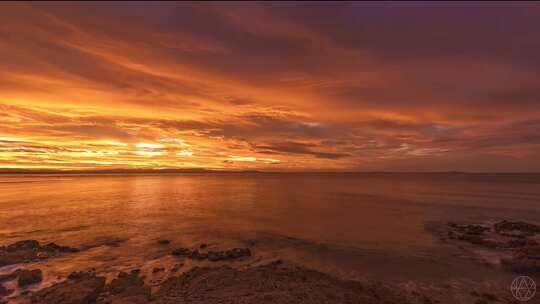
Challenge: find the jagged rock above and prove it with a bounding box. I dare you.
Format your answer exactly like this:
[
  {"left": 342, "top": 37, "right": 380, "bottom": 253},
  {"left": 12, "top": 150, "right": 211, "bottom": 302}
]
[
  {"left": 448, "top": 223, "right": 489, "bottom": 235},
  {"left": 31, "top": 272, "right": 105, "bottom": 304},
  {"left": 502, "top": 245, "right": 540, "bottom": 273},
  {"left": 495, "top": 220, "right": 540, "bottom": 238},
  {"left": 226, "top": 248, "right": 251, "bottom": 259},
  {"left": 505, "top": 238, "right": 538, "bottom": 249},
  {"left": 152, "top": 261, "right": 432, "bottom": 304},
  {"left": 445, "top": 221, "right": 540, "bottom": 249},
  {"left": 171, "top": 263, "right": 183, "bottom": 272},
  {"left": 106, "top": 272, "right": 147, "bottom": 294},
  {"left": 0, "top": 285, "right": 13, "bottom": 297},
  {"left": 99, "top": 271, "right": 151, "bottom": 303},
  {"left": 18, "top": 269, "right": 43, "bottom": 287},
  {"left": 6, "top": 240, "right": 40, "bottom": 252},
  {"left": 172, "top": 246, "right": 251, "bottom": 262},
  {"left": 67, "top": 271, "right": 94, "bottom": 281},
  {"left": 171, "top": 248, "right": 190, "bottom": 256},
  {"left": 456, "top": 234, "right": 500, "bottom": 248},
  {"left": 189, "top": 250, "right": 207, "bottom": 260},
  {"left": 0, "top": 240, "right": 78, "bottom": 267},
  {"left": 0, "top": 269, "right": 21, "bottom": 282},
  {"left": 207, "top": 250, "right": 225, "bottom": 261},
  {"left": 42, "top": 243, "right": 79, "bottom": 253}
]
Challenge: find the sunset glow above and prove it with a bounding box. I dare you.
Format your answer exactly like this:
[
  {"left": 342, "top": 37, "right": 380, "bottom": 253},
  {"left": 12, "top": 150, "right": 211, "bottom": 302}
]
[{"left": 1, "top": 3, "right": 540, "bottom": 171}]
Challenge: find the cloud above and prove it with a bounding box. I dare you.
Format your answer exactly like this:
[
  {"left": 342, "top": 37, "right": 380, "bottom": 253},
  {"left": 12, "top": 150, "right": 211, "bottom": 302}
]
[
  {"left": 1, "top": 3, "right": 540, "bottom": 171},
  {"left": 254, "top": 141, "right": 350, "bottom": 159}
]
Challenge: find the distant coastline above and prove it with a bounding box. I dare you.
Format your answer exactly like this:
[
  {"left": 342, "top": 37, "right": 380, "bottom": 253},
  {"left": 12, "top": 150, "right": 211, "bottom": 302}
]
[{"left": 0, "top": 168, "right": 538, "bottom": 175}]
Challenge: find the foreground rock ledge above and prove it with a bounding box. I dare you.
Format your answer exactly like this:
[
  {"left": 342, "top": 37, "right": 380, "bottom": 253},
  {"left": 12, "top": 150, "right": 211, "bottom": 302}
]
[
  {"left": 30, "top": 261, "right": 436, "bottom": 304},
  {"left": 442, "top": 220, "right": 540, "bottom": 273},
  {"left": 0, "top": 240, "right": 79, "bottom": 267}
]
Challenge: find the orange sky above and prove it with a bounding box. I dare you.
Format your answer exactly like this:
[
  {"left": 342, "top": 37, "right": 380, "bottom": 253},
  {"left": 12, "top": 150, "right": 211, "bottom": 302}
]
[{"left": 1, "top": 2, "right": 540, "bottom": 172}]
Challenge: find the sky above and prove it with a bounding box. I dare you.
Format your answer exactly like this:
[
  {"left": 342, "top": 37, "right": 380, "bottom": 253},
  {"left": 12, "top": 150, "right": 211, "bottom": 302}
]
[{"left": 1, "top": 2, "right": 540, "bottom": 172}]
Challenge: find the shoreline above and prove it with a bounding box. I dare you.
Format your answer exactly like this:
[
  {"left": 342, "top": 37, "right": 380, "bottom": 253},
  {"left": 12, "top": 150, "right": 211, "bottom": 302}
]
[
  {"left": 2, "top": 252, "right": 442, "bottom": 304},
  {"left": 1, "top": 223, "right": 537, "bottom": 304}
]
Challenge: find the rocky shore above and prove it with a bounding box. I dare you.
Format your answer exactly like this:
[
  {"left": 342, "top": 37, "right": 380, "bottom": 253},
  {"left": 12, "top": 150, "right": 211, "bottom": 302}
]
[
  {"left": 24, "top": 261, "right": 440, "bottom": 304},
  {"left": 3, "top": 219, "right": 540, "bottom": 304},
  {"left": 439, "top": 220, "right": 540, "bottom": 273},
  {"left": 0, "top": 240, "right": 78, "bottom": 268},
  {"left": 0, "top": 238, "right": 442, "bottom": 304}
]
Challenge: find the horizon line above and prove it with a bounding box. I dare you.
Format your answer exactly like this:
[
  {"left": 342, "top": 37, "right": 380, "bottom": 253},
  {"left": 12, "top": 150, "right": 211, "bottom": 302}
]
[{"left": 0, "top": 168, "right": 539, "bottom": 175}]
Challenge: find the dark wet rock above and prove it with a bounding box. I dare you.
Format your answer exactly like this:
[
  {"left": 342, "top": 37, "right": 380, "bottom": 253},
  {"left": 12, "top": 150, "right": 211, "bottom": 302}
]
[
  {"left": 441, "top": 220, "right": 540, "bottom": 272},
  {"left": 447, "top": 223, "right": 489, "bottom": 235},
  {"left": 0, "top": 285, "right": 13, "bottom": 297},
  {"left": 6, "top": 240, "right": 40, "bottom": 252},
  {"left": 18, "top": 269, "right": 43, "bottom": 287},
  {"left": 456, "top": 234, "right": 499, "bottom": 248},
  {"left": 207, "top": 250, "right": 225, "bottom": 261},
  {"left": 502, "top": 245, "right": 540, "bottom": 273},
  {"left": 494, "top": 220, "right": 540, "bottom": 238},
  {"left": 171, "top": 263, "right": 183, "bottom": 272},
  {"left": 189, "top": 250, "right": 207, "bottom": 260},
  {"left": 445, "top": 221, "right": 540, "bottom": 250},
  {"left": 171, "top": 247, "right": 190, "bottom": 256},
  {"left": 32, "top": 272, "right": 105, "bottom": 304},
  {"left": 0, "top": 240, "right": 78, "bottom": 267},
  {"left": 226, "top": 247, "right": 251, "bottom": 259},
  {"left": 23, "top": 262, "right": 438, "bottom": 304},
  {"left": 107, "top": 272, "right": 147, "bottom": 294},
  {"left": 153, "top": 261, "right": 434, "bottom": 304},
  {"left": 157, "top": 240, "right": 170, "bottom": 245},
  {"left": 505, "top": 238, "right": 538, "bottom": 249},
  {"left": 67, "top": 271, "right": 97, "bottom": 281},
  {"left": 42, "top": 242, "right": 79, "bottom": 253},
  {"left": 199, "top": 243, "right": 207, "bottom": 249},
  {"left": 99, "top": 271, "right": 151, "bottom": 303},
  {"left": 0, "top": 269, "right": 21, "bottom": 282},
  {"left": 172, "top": 246, "right": 251, "bottom": 262}
]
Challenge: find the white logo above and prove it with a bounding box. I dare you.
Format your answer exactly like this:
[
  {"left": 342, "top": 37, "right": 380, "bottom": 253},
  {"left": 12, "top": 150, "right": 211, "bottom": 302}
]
[{"left": 511, "top": 276, "right": 536, "bottom": 302}]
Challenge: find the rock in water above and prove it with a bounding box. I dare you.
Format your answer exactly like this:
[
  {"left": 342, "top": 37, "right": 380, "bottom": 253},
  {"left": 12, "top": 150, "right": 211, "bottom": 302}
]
[
  {"left": 495, "top": 220, "right": 540, "bottom": 238},
  {"left": 0, "top": 285, "right": 13, "bottom": 297},
  {"left": 42, "top": 242, "right": 79, "bottom": 253},
  {"left": 0, "top": 240, "right": 79, "bottom": 267},
  {"left": 171, "top": 246, "right": 251, "bottom": 261},
  {"left": 31, "top": 272, "right": 105, "bottom": 304},
  {"left": 18, "top": 269, "right": 43, "bottom": 287},
  {"left": 171, "top": 248, "right": 190, "bottom": 256},
  {"left": 152, "top": 261, "right": 431, "bottom": 304},
  {"left": 503, "top": 245, "right": 540, "bottom": 273},
  {"left": 100, "top": 271, "right": 151, "bottom": 303},
  {"left": 0, "top": 269, "right": 21, "bottom": 283},
  {"left": 6, "top": 240, "right": 40, "bottom": 252}
]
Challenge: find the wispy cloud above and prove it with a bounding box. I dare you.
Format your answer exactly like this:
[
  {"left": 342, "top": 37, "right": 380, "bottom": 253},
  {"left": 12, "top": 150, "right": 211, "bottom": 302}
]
[{"left": 1, "top": 3, "right": 540, "bottom": 171}]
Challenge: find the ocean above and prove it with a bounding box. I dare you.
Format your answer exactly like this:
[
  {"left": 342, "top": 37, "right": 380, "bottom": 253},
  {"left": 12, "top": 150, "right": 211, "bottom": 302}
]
[{"left": 1, "top": 172, "right": 540, "bottom": 300}]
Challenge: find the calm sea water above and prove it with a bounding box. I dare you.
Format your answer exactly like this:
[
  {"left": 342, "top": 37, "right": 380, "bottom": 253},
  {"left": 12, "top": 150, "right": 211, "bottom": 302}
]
[{"left": 1, "top": 173, "right": 540, "bottom": 292}]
